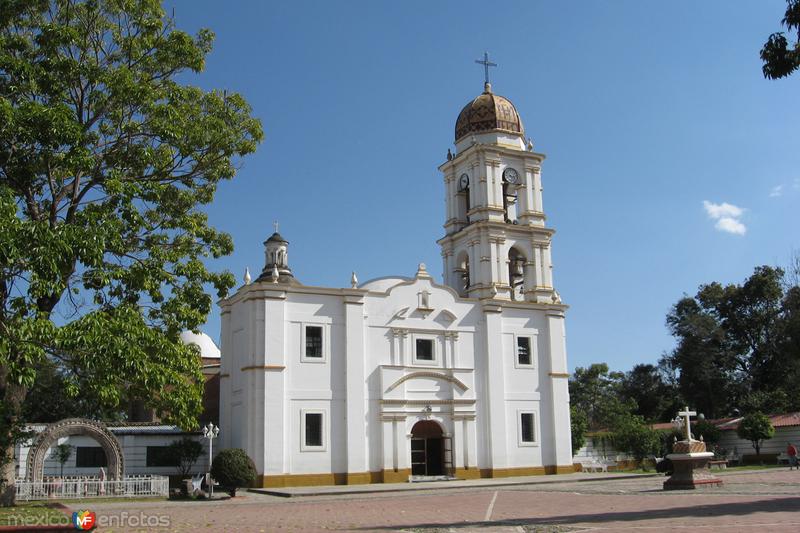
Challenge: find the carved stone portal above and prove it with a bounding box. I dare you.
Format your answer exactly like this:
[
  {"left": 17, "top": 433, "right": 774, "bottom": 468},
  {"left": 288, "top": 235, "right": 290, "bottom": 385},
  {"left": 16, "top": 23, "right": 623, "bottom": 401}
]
[{"left": 25, "top": 418, "right": 124, "bottom": 482}]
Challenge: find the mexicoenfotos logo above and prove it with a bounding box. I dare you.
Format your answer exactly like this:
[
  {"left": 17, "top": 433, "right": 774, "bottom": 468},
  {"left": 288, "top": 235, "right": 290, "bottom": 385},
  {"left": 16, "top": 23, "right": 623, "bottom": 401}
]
[{"left": 72, "top": 510, "right": 96, "bottom": 530}]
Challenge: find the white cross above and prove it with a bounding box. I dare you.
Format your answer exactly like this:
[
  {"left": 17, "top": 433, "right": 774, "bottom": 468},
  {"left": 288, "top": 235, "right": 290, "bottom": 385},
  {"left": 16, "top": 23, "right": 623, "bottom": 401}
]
[
  {"left": 678, "top": 406, "right": 696, "bottom": 441},
  {"left": 273, "top": 220, "right": 279, "bottom": 233}
]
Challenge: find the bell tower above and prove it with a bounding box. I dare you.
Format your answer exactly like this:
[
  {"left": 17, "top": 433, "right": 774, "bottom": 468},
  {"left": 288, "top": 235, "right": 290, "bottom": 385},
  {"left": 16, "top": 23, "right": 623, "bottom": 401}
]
[{"left": 437, "top": 73, "right": 558, "bottom": 303}]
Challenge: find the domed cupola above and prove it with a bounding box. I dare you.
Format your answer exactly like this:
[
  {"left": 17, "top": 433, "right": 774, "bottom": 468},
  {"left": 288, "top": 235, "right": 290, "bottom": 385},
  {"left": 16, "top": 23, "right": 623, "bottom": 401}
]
[
  {"left": 454, "top": 82, "right": 524, "bottom": 143},
  {"left": 256, "top": 228, "right": 300, "bottom": 284}
]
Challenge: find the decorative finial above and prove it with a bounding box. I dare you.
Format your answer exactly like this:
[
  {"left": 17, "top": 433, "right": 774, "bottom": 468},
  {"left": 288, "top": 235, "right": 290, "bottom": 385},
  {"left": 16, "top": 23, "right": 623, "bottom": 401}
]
[
  {"left": 270, "top": 264, "right": 279, "bottom": 283},
  {"left": 470, "top": 134, "right": 477, "bottom": 146},
  {"left": 351, "top": 271, "right": 358, "bottom": 288},
  {"left": 415, "top": 262, "right": 431, "bottom": 279},
  {"left": 551, "top": 290, "right": 561, "bottom": 304},
  {"left": 490, "top": 283, "right": 498, "bottom": 297},
  {"left": 447, "top": 148, "right": 453, "bottom": 161},
  {"left": 244, "top": 267, "right": 251, "bottom": 285},
  {"left": 475, "top": 51, "right": 497, "bottom": 86},
  {"left": 273, "top": 220, "right": 279, "bottom": 233},
  {"left": 526, "top": 137, "right": 534, "bottom": 151}
]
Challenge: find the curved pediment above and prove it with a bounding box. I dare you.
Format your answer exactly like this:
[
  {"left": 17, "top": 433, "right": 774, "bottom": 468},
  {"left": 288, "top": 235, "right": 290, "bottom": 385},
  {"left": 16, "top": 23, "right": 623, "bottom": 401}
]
[{"left": 385, "top": 371, "right": 468, "bottom": 393}]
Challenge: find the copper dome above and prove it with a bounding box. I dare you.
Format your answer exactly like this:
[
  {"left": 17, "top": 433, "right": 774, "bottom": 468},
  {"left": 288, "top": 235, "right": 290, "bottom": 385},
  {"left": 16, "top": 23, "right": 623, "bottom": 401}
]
[{"left": 454, "top": 83, "right": 524, "bottom": 142}]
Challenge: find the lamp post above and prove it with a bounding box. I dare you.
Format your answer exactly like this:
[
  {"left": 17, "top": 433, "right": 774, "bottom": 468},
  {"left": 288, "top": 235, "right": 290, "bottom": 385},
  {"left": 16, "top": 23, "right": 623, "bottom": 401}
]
[{"left": 202, "top": 422, "right": 219, "bottom": 498}]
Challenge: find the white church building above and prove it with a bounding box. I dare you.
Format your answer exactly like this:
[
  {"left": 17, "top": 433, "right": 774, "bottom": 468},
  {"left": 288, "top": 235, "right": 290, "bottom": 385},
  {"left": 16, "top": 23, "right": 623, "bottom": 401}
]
[{"left": 219, "top": 80, "right": 573, "bottom": 488}]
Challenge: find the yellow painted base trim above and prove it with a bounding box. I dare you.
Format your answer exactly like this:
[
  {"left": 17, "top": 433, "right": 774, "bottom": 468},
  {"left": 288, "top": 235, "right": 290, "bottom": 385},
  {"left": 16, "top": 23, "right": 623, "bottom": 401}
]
[
  {"left": 454, "top": 467, "right": 481, "bottom": 480},
  {"left": 381, "top": 468, "right": 411, "bottom": 484},
  {"left": 261, "top": 464, "right": 575, "bottom": 488},
  {"left": 345, "top": 472, "right": 371, "bottom": 485}
]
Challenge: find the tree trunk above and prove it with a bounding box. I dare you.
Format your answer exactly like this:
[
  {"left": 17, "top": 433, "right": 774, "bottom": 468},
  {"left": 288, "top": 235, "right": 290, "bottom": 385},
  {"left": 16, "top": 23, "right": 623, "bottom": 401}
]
[{"left": 0, "top": 365, "right": 27, "bottom": 507}]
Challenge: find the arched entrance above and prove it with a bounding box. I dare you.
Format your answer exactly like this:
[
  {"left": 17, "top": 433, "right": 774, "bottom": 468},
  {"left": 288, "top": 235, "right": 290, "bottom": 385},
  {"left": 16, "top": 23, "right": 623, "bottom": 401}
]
[
  {"left": 410, "top": 420, "right": 453, "bottom": 477},
  {"left": 26, "top": 418, "right": 124, "bottom": 482}
]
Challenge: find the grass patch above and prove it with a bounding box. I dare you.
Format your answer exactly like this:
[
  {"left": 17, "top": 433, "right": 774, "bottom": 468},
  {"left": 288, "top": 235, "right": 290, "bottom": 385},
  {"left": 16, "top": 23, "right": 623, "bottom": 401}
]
[
  {"left": 0, "top": 502, "right": 69, "bottom": 527},
  {"left": 720, "top": 464, "right": 787, "bottom": 472}
]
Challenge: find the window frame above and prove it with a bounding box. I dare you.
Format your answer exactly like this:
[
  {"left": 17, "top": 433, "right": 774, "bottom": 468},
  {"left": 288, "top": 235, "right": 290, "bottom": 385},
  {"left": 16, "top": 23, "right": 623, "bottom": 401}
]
[
  {"left": 300, "top": 409, "right": 327, "bottom": 452},
  {"left": 145, "top": 446, "right": 178, "bottom": 468},
  {"left": 513, "top": 332, "right": 537, "bottom": 369},
  {"left": 515, "top": 335, "right": 534, "bottom": 368},
  {"left": 411, "top": 333, "right": 439, "bottom": 366},
  {"left": 517, "top": 410, "right": 538, "bottom": 447},
  {"left": 301, "top": 323, "right": 328, "bottom": 363}
]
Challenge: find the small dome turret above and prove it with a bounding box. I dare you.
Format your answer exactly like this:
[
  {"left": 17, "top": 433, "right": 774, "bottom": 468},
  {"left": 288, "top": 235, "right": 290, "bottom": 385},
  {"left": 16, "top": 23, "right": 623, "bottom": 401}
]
[{"left": 454, "top": 83, "right": 524, "bottom": 143}]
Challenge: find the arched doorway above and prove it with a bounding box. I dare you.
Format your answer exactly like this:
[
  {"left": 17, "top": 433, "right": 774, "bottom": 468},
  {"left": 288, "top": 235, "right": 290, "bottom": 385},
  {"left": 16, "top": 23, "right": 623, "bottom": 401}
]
[
  {"left": 410, "top": 420, "right": 453, "bottom": 477},
  {"left": 26, "top": 418, "right": 124, "bottom": 482}
]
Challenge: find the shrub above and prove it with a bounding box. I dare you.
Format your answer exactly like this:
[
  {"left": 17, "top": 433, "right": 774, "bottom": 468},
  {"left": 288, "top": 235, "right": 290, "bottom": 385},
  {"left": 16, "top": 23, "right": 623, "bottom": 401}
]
[
  {"left": 611, "top": 414, "right": 661, "bottom": 466},
  {"left": 692, "top": 420, "right": 721, "bottom": 445},
  {"left": 210, "top": 449, "right": 256, "bottom": 496}
]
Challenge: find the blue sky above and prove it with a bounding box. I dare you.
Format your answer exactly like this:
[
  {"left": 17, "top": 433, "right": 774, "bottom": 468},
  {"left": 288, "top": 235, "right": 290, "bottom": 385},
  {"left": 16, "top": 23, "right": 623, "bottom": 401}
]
[{"left": 166, "top": 0, "right": 800, "bottom": 374}]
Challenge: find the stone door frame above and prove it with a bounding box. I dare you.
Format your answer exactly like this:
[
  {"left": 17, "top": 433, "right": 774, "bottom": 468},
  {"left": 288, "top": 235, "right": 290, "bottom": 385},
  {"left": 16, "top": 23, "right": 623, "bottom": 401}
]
[{"left": 25, "top": 418, "right": 124, "bottom": 482}]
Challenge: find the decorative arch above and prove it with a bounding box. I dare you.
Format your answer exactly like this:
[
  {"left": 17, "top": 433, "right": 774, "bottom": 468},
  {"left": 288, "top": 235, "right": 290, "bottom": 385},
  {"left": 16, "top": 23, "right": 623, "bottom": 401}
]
[
  {"left": 26, "top": 418, "right": 124, "bottom": 482},
  {"left": 385, "top": 371, "right": 468, "bottom": 393}
]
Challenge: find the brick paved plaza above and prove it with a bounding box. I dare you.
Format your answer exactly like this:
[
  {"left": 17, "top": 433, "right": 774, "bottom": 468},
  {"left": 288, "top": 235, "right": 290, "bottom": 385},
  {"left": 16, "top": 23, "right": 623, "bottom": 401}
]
[{"left": 80, "top": 468, "right": 800, "bottom": 532}]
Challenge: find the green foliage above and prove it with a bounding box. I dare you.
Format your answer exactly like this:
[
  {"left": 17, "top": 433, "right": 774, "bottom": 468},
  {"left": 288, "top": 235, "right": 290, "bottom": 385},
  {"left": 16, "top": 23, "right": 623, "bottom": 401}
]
[
  {"left": 569, "top": 363, "right": 634, "bottom": 430},
  {"left": 610, "top": 414, "right": 661, "bottom": 464},
  {"left": 570, "top": 405, "right": 587, "bottom": 456},
  {"left": 618, "top": 363, "right": 682, "bottom": 423},
  {"left": 22, "top": 358, "right": 125, "bottom": 422},
  {"left": 0, "top": 0, "right": 261, "bottom": 504},
  {"left": 761, "top": 0, "right": 800, "bottom": 79},
  {"left": 210, "top": 449, "right": 256, "bottom": 496},
  {"left": 736, "top": 412, "right": 775, "bottom": 457},
  {"left": 664, "top": 266, "right": 800, "bottom": 419},
  {"left": 166, "top": 437, "right": 203, "bottom": 478},
  {"left": 692, "top": 419, "right": 721, "bottom": 445},
  {"left": 54, "top": 443, "right": 71, "bottom": 477}
]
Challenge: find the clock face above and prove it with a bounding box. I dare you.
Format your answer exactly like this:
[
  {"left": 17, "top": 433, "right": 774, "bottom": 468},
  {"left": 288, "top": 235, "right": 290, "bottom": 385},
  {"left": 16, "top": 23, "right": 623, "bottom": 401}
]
[
  {"left": 458, "top": 174, "right": 469, "bottom": 191},
  {"left": 503, "top": 167, "right": 519, "bottom": 185}
]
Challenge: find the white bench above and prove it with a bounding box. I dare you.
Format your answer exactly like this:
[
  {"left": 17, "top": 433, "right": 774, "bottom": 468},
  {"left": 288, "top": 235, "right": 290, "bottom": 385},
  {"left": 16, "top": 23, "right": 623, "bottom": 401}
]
[{"left": 580, "top": 459, "right": 616, "bottom": 473}]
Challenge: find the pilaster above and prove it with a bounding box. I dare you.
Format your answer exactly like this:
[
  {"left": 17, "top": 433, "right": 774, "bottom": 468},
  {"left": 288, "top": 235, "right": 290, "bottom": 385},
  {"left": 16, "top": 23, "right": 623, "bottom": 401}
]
[{"left": 344, "top": 292, "right": 367, "bottom": 477}]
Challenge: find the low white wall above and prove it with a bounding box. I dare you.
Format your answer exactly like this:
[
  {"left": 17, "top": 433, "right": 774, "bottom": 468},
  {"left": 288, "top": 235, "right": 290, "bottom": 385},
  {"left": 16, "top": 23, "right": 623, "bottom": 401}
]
[
  {"left": 573, "top": 435, "right": 630, "bottom": 462},
  {"left": 717, "top": 426, "right": 800, "bottom": 459}
]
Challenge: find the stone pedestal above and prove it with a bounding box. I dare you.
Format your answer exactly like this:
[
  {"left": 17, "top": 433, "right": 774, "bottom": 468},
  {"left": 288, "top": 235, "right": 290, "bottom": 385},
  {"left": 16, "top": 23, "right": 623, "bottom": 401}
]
[{"left": 663, "top": 440, "right": 722, "bottom": 490}]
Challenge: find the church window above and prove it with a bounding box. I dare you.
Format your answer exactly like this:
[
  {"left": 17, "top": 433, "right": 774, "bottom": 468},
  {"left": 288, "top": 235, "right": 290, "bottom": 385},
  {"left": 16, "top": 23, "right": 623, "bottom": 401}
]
[
  {"left": 517, "top": 336, "right": 532, "bottom": 366},
  {"left": 519, "top": 412, "right": 536, "bottom": 445},
  {"left": 305, "top": 414, "right": 322, "bottom": 446},
  {"left": 415, "top": 338, "right": 434, "bottom": 361},
  {"left": 305, "top": 326, "right": 323, "bottom": 359}
]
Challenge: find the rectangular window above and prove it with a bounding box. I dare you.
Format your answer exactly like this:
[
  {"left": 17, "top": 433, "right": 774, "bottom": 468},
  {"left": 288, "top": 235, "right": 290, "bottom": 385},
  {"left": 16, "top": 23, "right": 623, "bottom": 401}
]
[
  {"left": 517, "top": 337, "right": 532, "bottom": 366},
  {"left": 415, "top": 338, "right": 434, "bottom": 361},
  {"left": 305, "top": 326, "right": 323, "bottom": 358},
  {"left": 146, "top": 446, "right": 177, "bottom": 468},
  {"left": 305, "top": 412, "right": 323, "bottom": 447},
  {"left": 76, "top": 447, "right": 108, "bottom": 468},
  {"left": 520, "top": 413, "right": 535, "bottom": 443}
]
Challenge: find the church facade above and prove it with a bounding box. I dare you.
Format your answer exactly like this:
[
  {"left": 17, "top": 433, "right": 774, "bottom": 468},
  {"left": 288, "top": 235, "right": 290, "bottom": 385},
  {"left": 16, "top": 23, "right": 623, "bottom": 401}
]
[{"left": 218, "top": 81, "right": 573, "bottom": 488}]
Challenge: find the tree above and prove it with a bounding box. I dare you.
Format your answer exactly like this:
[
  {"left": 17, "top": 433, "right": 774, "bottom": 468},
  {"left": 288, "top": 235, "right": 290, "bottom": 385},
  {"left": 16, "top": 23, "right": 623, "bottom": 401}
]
[
  {"left": 665, "top": 266, "right": 800, "bottom": 419},
  {"left": 761, "top": 0, "right": 800, "bottom": 79},
  {"left": 210, "top": 449, "right": 256, "bottom": 497},
  {"left": 167, "top": 437, "right": 203, "bottom": 478},
  {"left": 54, "top": 443, "right": 72, "bottom": 478},
  {"left": 0, "top": 0, "right": 262, "bottom": 505},
  {"left": 570, "top": 405, "right": 587, "bottom": 457},
  {"left": 610, "top": 414, "right": 661, "bottom": 467},
  {"left": 569, "top": 363, "right": 633, "bottom": 430},
  {"left": 618, "top": 363, "right": 681, "bottom": 423},
  {"left": 736, "top": 412, "right": 775, "bottom": 461},
  {"left": 692, "top": 419, "right": 721, "bottom": 447}
]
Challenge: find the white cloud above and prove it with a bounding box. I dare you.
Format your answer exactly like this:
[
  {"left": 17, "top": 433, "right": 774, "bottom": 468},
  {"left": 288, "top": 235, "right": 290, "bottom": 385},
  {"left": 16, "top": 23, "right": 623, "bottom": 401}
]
[
  {"left": 702, "top": 200, "right": 747, "bottom": 236},
  {"left": 715, "top": 217, "right": 746, "bottom": 235},
  {"left": 703, "top": 200, "right": 744, "bottom": 219},
  {"left": 769, "top": 185, "right": 783, "bottom": 198}
]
